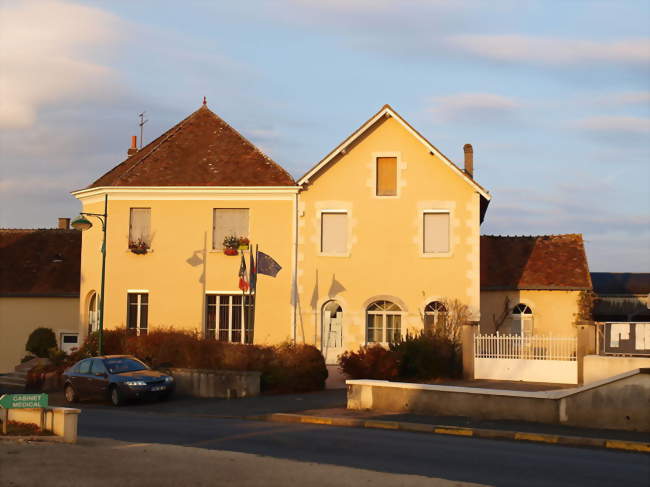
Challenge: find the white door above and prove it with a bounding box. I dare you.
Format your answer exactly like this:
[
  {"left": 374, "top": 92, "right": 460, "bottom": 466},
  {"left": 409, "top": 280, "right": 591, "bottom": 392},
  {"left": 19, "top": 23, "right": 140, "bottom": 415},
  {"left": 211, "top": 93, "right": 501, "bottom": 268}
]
[
  {"left": 322, "top": 302, "right": 343, "bottom": 364},
  {"left": 60, "top": 333, "right": 79, "bottom": 354}
]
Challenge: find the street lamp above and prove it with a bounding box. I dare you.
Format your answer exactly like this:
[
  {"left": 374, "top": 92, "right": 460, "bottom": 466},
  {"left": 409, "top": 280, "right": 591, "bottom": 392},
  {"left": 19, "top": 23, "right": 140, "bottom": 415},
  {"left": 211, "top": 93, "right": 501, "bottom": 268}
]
[{"left": 72, "top": 194, "right": 108, "bottom": 356}]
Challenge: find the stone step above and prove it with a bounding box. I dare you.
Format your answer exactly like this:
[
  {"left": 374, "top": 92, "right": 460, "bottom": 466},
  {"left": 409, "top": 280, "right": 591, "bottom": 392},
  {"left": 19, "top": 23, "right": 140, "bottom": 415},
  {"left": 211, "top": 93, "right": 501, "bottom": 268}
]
[{"left": 11, "top": 370, "right": 28, "bottom": 379}]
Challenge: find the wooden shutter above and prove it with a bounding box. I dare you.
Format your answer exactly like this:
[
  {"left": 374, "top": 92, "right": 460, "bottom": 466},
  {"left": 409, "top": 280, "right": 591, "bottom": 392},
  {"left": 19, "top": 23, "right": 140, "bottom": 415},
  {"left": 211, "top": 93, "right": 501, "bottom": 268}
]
[
  {"left": 129, "top": 208, "right": 151, "bottom": 244},
  {"left": 376, "top": 157, "right": 397, "bottom": 196},
  {"left": 321, "top": 212, "right": 348, "bottom": 254},
  {"left": 213, "top": 209, "right": 249, "bottom": 249},
  {"left": 423, "top": 212, "right": 450, "bottom": 253}
]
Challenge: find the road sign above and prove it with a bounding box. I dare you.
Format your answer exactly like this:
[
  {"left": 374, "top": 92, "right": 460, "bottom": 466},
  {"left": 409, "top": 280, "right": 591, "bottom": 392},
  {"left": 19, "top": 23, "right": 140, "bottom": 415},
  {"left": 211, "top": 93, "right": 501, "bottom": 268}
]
[{"left": 0, "top": 394, "right": 48, "bottom": 409}]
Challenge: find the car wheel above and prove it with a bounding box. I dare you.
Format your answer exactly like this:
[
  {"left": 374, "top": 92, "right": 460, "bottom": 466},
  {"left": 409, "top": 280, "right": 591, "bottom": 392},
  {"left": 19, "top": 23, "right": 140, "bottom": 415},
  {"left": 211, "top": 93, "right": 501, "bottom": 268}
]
[
  {"left": 64, "top": 384, "right": 78, "bottom": 403},
  {"left": 110, "top": 385, "right": 124, "bottom": 407}
]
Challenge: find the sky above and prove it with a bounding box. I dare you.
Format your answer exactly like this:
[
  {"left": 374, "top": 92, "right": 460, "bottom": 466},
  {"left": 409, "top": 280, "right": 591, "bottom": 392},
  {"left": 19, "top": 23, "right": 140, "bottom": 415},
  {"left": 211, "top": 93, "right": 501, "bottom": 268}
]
[{"left": 0, "top": 0, "right": 649, "bottom": 271}]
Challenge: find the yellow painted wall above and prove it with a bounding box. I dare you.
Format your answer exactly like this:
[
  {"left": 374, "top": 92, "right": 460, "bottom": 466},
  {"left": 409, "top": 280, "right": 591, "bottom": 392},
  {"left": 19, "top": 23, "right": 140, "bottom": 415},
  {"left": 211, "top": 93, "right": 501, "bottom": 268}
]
[
  {"left": 479, "top": 290, "right": 581, "bottom": 336},
  {"left": 297, "top": 116, "right": 482, "bottom": 353},
  {"left": 0, "top": 297, "right": 79, "bottom": 373},
  {"left": 77, "top": 194, "right": 295, "bottom": 345}
]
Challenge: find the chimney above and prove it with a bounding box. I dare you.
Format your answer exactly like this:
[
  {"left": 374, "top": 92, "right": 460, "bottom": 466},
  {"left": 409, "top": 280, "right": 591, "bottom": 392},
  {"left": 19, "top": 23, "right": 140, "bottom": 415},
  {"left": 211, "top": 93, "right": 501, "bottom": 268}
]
[
  {"left": 463, "top": 143, "right": 473, "bottom": 179},
  {"left": 127, "top": 135, "right": 138, "bottom": 156},
  {"left": 58, "top": 217, "right": 70, "bottom": 230}
]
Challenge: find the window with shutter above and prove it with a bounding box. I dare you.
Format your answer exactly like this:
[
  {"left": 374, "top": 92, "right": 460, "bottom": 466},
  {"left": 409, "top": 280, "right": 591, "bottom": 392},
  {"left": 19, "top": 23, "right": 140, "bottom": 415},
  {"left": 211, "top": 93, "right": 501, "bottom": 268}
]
[
  {"left": 423, "top": 211, "right": 450, "bottom": 254},
  {"left": 321, "top": 212, "right": 348, "bottom": 254},
  {"left": 376, "top": 157, "right": 397, "bottom": 196},
  {"left": 213, "top": 209, "right": 249, "bottom": 249},
  {"left": 129, "top": 208, "right": 151, "bottom": 246}
]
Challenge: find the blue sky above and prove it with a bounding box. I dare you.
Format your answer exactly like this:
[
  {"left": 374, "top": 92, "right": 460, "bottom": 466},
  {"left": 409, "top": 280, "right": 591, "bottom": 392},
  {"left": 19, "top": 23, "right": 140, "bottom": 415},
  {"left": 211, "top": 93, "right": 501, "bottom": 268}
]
[{"left": 1, "top": 0, "right": 648, "bottom": 271}]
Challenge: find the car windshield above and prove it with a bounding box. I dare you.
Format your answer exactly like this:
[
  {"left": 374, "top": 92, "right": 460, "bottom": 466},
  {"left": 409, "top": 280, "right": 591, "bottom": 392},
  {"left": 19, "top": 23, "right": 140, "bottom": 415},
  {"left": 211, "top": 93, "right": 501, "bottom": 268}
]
[{"left": 103, "top": 358, "right": 149, "bottom": 374}]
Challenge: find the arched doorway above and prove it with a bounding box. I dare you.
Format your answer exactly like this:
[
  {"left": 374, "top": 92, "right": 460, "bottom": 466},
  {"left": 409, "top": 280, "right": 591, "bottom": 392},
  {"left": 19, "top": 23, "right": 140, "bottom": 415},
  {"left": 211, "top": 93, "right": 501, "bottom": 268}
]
[
  {"left": 511, "top": 303, "right": 533, "bottom": 336},
  {"left": 87, "top": 292, "right": 97, "bottom": 335},
  {"left": 322, "top": 300, "right": 343, "bottom": 364}
]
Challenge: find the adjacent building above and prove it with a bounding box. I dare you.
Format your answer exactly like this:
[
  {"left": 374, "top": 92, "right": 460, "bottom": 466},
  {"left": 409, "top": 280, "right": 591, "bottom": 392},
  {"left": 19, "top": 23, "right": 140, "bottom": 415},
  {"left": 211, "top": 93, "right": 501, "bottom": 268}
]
[{"left": 0, "top": 221, "right": 81, "bottom": 372}]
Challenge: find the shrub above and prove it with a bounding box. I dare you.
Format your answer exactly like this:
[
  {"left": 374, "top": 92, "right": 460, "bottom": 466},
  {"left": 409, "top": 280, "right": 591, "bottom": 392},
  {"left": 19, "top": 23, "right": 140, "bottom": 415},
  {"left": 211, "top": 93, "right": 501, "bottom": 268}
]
[
  {"left": 263, "top": 343, "right": 328, "bottom": 393},
  {"left": 338, "top": 345, "right": 400, "bottom": 380},
  {"left": 59, "top": 329, "right": 328, "bottom": 394},
  {"left": 390, "top": 331, "right": 462, "bottom": 380},
  {"left": 25, "top": 328, "right": 57, "bottom": 358}
]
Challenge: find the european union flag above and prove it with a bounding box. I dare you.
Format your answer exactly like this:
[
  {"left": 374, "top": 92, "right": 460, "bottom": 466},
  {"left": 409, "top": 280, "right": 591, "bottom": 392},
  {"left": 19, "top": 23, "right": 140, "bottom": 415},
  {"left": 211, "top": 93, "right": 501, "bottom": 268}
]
[{"left": 257, "top": 251, "right": 281, "bottom": 277}]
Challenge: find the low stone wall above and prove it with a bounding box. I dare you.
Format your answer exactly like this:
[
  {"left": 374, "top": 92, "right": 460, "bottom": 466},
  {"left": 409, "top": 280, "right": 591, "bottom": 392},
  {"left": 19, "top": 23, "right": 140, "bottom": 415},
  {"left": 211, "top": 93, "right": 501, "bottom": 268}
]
[
  {"left": 170, "top": 368, "right": 261, "bottom": 399},
  {"left": 347, "top": 368, "right": 650, "bottom": 432},
  {"left": 583, "top": 355, "right": 650, "bottom": 383},
  {"left": 7, "top": 407, "right": 80, "bottom": 443}
]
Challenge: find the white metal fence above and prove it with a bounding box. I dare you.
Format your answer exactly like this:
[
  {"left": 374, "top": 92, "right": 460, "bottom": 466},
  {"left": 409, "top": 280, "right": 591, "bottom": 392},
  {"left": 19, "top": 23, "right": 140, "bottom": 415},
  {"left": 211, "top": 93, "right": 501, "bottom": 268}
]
[{"left": 474, "top": 333, "right": 577, "bottom": 361}]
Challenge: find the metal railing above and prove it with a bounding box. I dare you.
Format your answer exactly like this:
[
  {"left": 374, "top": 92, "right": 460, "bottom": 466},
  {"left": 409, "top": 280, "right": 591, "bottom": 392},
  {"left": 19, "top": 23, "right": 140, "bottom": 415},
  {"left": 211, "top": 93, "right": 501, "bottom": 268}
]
[{"left": 474, "top": 333, "right": 577, "bottom": 361}]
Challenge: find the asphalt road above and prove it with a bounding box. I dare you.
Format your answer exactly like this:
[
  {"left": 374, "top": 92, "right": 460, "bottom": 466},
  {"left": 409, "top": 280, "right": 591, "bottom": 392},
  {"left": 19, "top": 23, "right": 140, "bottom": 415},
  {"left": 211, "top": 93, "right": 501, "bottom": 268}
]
[{"left": 74, "top": 406, "right": 650, "bottom": 487}]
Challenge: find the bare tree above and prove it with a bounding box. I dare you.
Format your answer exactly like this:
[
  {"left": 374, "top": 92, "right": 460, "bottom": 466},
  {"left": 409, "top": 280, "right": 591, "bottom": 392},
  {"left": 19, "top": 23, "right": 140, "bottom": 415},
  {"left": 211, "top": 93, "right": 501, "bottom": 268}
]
[
  {"left": 437, "top": 298, "right": 472, "bottom": 345},
  {"left": 492, "top": 296, "right": 511, "bottom": 332}
]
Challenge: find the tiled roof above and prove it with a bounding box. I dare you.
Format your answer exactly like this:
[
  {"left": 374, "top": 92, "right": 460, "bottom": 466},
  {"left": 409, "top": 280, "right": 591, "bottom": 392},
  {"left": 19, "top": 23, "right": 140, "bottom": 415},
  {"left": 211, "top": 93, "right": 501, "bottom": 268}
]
[
  {"left": 590, "top": 272, "right": 650, "bottom": 295},
  {"left": 481, "top": 234, "right": 592, "bottom": 290},
  {"left": 0, "top": 229, "right": 81, "bottom": 297},
  {"left": 89, "top": 104, "right": 295, "bottom": 188}
]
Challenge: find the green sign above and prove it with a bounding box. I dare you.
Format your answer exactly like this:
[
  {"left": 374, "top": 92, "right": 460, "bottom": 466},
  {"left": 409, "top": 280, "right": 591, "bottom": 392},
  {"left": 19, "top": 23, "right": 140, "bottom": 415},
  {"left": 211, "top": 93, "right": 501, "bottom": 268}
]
[{"left": 0, "top": 393, "right": 48, "bottom": 409}]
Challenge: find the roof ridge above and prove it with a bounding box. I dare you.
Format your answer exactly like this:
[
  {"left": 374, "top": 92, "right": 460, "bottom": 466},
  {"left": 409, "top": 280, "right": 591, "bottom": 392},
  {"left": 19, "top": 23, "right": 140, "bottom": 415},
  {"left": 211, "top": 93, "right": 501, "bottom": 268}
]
[{"left": 481, "top": 233, "right": 582, "bottom": 238}]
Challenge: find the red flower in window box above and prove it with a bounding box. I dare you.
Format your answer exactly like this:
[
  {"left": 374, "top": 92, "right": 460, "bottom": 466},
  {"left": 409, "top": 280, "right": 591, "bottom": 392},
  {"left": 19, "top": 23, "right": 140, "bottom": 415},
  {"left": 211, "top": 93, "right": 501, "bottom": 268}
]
[
  {"left": 224, "top": 248, "right": 239, "bottom": 256},
  {"left": 129, "top": 239, "right": 149, "bottom": 255}
]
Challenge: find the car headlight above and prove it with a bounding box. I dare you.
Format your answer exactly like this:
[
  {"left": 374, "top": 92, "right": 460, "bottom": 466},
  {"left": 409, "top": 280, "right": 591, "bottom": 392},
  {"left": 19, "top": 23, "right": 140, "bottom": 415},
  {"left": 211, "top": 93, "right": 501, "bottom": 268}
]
[
  {"left": 125, "top": 381, "right": 147, "bottom": 387},
  {"left": 164, "top": 376, "right": 174, "bottom": 383}
]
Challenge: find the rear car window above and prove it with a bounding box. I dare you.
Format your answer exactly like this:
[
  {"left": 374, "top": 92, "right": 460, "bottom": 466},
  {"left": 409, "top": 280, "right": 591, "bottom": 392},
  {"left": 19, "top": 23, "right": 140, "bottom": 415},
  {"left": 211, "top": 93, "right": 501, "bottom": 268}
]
[
  {"left": 104, "top": 358, "right": 148, "bottom": 374},
  {"left": 91, "top": 359, "right": 107, "bottom": 375},
  {"left": 78, "top": 360, "right": 92, "bottom": 374}
]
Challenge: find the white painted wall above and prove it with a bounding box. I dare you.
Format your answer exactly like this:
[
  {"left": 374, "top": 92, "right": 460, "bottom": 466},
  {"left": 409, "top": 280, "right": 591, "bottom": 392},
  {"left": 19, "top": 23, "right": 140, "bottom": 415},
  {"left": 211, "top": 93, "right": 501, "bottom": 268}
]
[{"left": 474, "top": 358, "right": 578, "bottom": 384}]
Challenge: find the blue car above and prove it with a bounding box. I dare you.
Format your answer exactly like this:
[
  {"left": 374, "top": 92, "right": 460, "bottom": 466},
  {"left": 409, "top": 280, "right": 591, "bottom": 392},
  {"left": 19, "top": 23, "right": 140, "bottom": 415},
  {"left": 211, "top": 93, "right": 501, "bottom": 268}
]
[{"left": 63, "top": 355, "right": 175, "bottom": 406}]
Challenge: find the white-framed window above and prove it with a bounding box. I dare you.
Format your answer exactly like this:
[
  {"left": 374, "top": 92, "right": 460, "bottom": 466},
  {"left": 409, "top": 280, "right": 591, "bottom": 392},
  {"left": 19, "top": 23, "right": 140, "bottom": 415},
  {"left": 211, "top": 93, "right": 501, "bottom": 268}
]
[
  {"left": 206, "top": 294, "right": 254, "bottom": 344},
  {"left": 129, "top": 208, "right": 151, "bottom": 247},
  {"left": 376, "top": 156, "right": 397, "bottom": 196},
  {"left": 127, "top": 292, "right": 148, "bottom": 336},
  {"left": 366, "top": 300, "right": 402, "bottom": 343},
  {"left": 320, "top": 211, "right": 348, "bottom": 255},
  {"left": 213, "top": 209, "right": 249, "bottom": 250},
  {"left": 423, "top": 210, "right": 450, "bottom": 254},
  {"left": 424, "top": 301, "right": 447, "bottom": 334},
  {"left": 510, "top": 303, "right": 533, "bottom": 336}
]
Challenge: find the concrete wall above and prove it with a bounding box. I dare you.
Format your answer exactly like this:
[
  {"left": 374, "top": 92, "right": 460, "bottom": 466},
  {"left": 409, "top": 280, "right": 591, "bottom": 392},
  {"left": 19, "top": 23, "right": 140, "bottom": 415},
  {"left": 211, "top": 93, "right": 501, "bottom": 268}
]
[
  {"left": 170, "top": 368, "right": 260, "bottom": 398},
  {"left": 0, "top": 297, "right": 79, "bottom": 373},
  {"left": 584, "top": 355, "right": 650, "bottom": 384},
  {"left": 480, "top": 290, "right": 581, "bottom": 336},
  {"left": 7, "top": 407, "right": 81, "bottom": 443},
  {"left": 474, "top": 358, "right": 577, "bottom": 384},
  {"left": 297, "top": 114, "right": 481, "bottom": 355},
  {"left": 347, "top": 369, "right": 650, "bottom": 432}
]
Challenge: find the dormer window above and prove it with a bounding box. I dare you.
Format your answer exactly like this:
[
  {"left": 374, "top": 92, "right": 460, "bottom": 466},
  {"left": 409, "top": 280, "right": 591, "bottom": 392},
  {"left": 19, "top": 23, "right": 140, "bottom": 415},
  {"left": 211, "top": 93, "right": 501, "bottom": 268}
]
[{"left": 376, "top": 157, "right": 397, "bottom": 196}]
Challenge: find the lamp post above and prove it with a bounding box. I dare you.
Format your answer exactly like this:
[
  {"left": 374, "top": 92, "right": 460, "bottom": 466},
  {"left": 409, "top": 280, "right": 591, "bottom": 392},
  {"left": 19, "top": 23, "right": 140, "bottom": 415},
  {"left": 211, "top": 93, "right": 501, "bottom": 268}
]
[{"left": 71, "top": 194, "right": 108, "bottom": 355}]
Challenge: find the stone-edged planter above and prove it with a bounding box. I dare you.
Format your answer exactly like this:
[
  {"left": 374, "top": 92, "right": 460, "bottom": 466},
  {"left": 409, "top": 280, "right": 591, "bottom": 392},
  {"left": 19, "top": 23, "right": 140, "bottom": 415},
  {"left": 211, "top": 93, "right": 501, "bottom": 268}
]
[{"left": 170, "top": 368, "right": 261, "bottom": 399}]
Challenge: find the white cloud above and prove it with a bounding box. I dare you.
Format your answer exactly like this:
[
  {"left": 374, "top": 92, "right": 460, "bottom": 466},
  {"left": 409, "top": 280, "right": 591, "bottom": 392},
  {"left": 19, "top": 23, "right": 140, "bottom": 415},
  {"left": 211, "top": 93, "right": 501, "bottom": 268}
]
[
  {"left": 446, "top": 35, "right": 650, "bottom": 66},
  {"left": 575, "top": 116, "right": 650, "bottom": 134},
  {"left": 429, "top": 93, "right": 520, "bottom": 123},
  {"left": 0, "top": 0, "right": 124, "bottom": 129}
]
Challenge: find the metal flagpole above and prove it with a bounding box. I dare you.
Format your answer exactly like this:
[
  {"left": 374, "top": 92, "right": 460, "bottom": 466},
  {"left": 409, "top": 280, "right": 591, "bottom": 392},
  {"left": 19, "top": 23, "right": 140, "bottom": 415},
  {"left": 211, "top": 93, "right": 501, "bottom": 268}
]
[{"left": 252, "top": 244, "right": 259, "bottom": 344}]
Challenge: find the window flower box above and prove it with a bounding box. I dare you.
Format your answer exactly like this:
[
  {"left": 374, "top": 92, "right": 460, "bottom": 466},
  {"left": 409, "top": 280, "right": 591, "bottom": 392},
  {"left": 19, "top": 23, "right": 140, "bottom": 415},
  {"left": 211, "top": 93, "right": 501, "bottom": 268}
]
[
  {"left": 238, "top": 237, "right": 250, "bottom": 250},
  {"left": 129, "top": 239, "right": 150, "bottom": 255},
  {"left": 223, "top": 235, "right": 240, "bottom": 256}
]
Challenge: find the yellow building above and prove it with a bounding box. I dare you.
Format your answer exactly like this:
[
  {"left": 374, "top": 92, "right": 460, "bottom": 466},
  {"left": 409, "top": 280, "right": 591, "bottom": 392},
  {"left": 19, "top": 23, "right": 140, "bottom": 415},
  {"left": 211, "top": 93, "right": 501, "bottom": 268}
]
[
  {"left": 71, "top": 102, "right": 593, "bottom": 366},
  {"left": 0, "top": 222, "right": 81, "bottom": 373},
  {"left": 479, "top": 234, "right": 592, "bottom": 338}
]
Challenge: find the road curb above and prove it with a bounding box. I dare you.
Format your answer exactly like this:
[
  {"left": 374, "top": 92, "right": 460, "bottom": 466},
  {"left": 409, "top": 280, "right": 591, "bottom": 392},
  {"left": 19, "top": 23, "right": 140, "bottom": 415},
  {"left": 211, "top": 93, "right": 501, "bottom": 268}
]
[{"left": 248, "top": 413, "right": 650, "bottom": 453}]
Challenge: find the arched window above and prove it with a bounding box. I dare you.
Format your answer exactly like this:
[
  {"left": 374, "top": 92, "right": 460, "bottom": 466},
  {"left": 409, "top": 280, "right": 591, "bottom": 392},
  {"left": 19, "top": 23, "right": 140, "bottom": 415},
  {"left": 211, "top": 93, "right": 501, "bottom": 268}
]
[
  {"left": 424, "top": 301, "right": 447, "bottom": 334},
  {"left": 511, "top": 303, "right": 533, "bottom": 336},
  {"left": 366, "top": 300, "right": 402, "bottom": 343},
  {"left": 322, "top": 301, "right": 343, "bottom": 363},
  {"left": 87, "top": 292, "right": 97, "bottom": 335}
]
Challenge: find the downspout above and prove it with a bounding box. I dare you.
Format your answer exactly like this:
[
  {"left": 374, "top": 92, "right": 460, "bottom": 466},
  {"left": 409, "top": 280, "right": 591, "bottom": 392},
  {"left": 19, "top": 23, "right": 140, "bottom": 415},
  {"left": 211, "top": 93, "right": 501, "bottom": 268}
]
[{"left": 292, "top": 190, "right": 299, "bottom": 343}]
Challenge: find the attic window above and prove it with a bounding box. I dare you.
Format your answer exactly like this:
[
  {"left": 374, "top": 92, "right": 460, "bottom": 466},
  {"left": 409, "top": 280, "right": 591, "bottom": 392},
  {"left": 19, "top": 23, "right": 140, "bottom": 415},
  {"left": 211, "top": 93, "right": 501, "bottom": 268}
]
[{"left": 376, "top": 157, "right": 397, "bottom": 196}]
